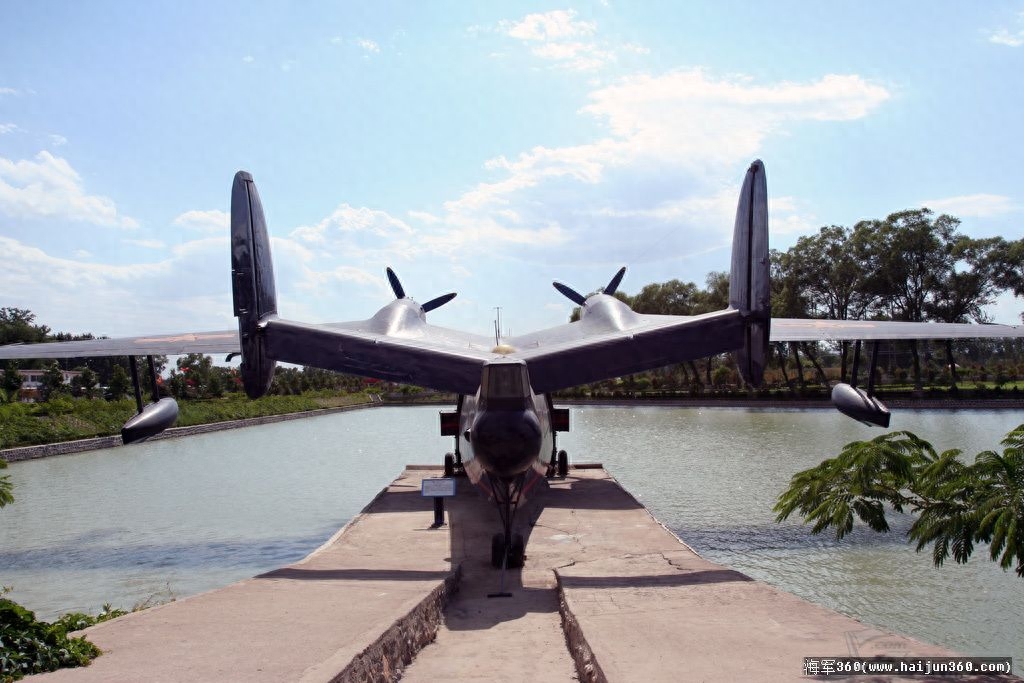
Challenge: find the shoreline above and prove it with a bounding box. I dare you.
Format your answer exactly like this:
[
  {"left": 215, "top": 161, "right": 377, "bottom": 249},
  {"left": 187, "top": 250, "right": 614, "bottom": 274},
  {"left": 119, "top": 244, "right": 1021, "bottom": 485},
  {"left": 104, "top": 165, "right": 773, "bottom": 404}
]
[
  {"left": 1, "top": 401, "right": 383, "bottom": 462},
  {"left": 4, "top": 395, "right": 1021, "bottom": 463}
]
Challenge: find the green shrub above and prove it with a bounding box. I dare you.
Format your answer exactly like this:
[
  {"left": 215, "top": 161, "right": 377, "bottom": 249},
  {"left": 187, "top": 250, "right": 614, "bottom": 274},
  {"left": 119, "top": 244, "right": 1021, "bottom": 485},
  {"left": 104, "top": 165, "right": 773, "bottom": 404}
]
[{"left": 0, "top": 597, "right": 125, "bottom": 681}]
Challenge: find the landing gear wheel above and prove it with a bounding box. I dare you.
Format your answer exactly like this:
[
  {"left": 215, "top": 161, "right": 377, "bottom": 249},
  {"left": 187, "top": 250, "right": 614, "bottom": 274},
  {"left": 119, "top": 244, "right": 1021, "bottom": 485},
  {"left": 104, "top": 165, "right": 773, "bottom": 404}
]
[
  {"left": 444, "top": 453, "right": 455, "bottom": 478},
  {"left": 557, "top": 450, "right": 569, "bottom": 478},
  {"left": 491, "top": 532, "right": 506, "bottom": 568},
  {"left": 510, "top": 533, "right": 525, "bottom": 568},
  {"left": 490, "top": 532, "right": 526, "bottom": 568}
]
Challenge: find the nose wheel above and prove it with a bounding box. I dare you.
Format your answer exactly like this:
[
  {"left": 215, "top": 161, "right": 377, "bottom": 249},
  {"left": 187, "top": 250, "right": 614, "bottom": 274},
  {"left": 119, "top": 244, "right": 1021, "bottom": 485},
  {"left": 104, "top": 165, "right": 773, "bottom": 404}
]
[
  {"left": 491, "top": 532, "right": 525, "bottom": 568},
  {"left": 487, "top": 473, "right": 526, "bottom": 570}
]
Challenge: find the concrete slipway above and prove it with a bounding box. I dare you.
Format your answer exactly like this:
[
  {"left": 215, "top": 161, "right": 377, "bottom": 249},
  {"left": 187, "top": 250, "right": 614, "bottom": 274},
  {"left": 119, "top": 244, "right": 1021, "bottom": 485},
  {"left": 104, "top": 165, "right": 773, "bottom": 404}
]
[{"left": 36, "top": 466, "right": 1013, "bottom": 682}]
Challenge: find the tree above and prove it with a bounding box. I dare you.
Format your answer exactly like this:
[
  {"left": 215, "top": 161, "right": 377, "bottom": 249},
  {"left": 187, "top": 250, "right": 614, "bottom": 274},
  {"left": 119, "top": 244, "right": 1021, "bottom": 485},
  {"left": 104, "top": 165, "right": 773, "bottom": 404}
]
[
  {"left": 853, "top": 210, "right": 964, "bottom": 390},
  {"left": 2, "top": 360, "right": 23, "bottom": 398},
  {"left": 774, "top": 424, "right": 1024, "bottom": 577},
  {"left": 108, "top": 365, "right": 130, "bottom": 401},
  {"left": 632, "top": 279, "right": 700, "bottom": 315},
  {"left": 0, "top": 307, "right": 49, "bottom": 346},
  {"left": 70, "top": 368, "right": 98, "bottom": 399},
  {"left": 0, "top": 458, "right": 13, "bottom": 507},
  {"left": 40, "top": 362, "right": 67, "bottom": 401},
  {"left": 170, "top": 354, "right": 214, "bottom": 399}
]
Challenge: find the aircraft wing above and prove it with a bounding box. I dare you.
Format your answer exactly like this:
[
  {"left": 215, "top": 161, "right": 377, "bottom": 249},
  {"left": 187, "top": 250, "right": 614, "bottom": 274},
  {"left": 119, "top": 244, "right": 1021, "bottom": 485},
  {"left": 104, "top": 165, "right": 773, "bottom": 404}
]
[
  {"left": 259, "top": 317, "right": 495, "bottom": 395},
  {"left": 507, "top": 308, "right": 747, "bottom": 394},
  {"left": 0, "top": 317, "right": 497, "bottom": 396},
  {"left": 771, "top": 318, "right": 1024, "bottom": 342},
  {"left": 0, "top": 330, "right": 241, "bottom": 359}
]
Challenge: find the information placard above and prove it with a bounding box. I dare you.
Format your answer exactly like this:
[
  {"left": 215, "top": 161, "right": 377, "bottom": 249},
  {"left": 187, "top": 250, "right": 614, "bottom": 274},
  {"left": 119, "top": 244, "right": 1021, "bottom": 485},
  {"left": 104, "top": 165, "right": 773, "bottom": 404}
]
[{"left": 421, "top": 478, "right": 456, "bottom": 497}]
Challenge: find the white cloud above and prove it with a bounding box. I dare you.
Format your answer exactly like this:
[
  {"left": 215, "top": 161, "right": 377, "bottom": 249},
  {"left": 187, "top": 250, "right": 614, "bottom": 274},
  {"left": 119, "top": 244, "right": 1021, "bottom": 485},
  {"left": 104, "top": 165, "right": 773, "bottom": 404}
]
[
  {"left": 407, "top": 68, "right": 890, "bottom": 271},
  {"left": 0, "top": 151, "right": 139, "bottom": 228},
  {"left": 502, "top": 9, "right": 596, "bottom": 42},
  {"left": 49, "top": 134, "right": 67, "bottom": 147},
  {"left": 989, "top": 13, "right": 1024, "bottom": 46},
  {"left": 292, "top": 203, "right": 413, "bottom": 246},
  {"left": 0, "top": 123, "right": 20, "bottom": 134},
  {"left": 990, "top": 30, "right": 1024, "bottom": 47},
  {"left": 355, "top": 38, "right": 380, "bottom": 54},
  {"left": 920, "top": 193, "right": 1019, "bottom": 218},
  {"left": 574, "top": 70, "right": 890, "bottom": 169},
  {"left": 407, "top": 209, "right": 441, "bottom": 224},
  {"left": 173, "top": 209, "right": 230, "bottom": 234},
  {"left": 0, "top": 87, "right": 18, "bottom": 96},
  {"left": 497, "top": 8, "right": 637, "bottom": 71},
  {"left": 124, "top": 238, "right": 166, "bottom": 249},
  {"left": 242, "top": 55, "right": 255, "bottom": 63},
  {"left": 531, "top": 41, "right": 616, "bottom": 71}
]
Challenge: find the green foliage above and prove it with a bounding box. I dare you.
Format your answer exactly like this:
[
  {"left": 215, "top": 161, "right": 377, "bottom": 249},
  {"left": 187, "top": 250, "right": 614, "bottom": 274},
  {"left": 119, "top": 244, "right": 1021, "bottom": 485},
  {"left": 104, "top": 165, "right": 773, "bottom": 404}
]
[
  {"left": 1, "top": 363, "right": 22, "bottom": 399},
  {"left": 0, "top": 596, "right": 126, "bottom": 681},
  {"left": 0, "top": 309, "right": 49, "bottom": 347},
  {"left": 0, "top": 400, "right": 136, "bottom": 449},
  {"left": 0, "top": 459, "right": 12, "bottom": 508},
  {"left": 775, "top": 425, "right": 1024, "bottom": 577},
  {"left": 69, "top": 368, "right": 98, "bottom": 399},
  {"left": 107, "top": 365, "right": 130, "bottom": 401}
]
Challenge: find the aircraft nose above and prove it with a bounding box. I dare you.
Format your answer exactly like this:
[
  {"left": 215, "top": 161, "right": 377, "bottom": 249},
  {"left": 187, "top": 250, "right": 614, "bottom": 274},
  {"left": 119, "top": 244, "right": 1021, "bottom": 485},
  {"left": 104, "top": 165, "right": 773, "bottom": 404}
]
[{"left": 471, "top": 409, "right": 542, "bottom": 478}]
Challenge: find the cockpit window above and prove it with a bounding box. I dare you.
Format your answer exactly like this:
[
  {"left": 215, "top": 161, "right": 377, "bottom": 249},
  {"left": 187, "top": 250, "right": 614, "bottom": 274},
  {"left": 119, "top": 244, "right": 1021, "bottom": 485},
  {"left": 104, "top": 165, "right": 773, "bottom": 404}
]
[{"left": 482, "top": 363, "right": 527, "bottom": 400}]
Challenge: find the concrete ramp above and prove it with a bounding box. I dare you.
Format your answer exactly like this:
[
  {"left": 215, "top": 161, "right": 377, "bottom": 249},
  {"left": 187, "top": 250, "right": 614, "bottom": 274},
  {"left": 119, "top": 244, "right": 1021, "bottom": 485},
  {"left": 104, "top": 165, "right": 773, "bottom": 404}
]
[{"left": 38, "top": 466, "right": 1012, "bottom": 682}]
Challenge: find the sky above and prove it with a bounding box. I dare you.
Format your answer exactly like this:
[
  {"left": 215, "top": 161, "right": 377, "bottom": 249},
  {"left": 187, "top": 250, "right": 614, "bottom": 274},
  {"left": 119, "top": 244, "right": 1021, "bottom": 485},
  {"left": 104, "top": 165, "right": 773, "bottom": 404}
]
[{"left": 2, "top": 2, "right": 1024, "bottom": 342}]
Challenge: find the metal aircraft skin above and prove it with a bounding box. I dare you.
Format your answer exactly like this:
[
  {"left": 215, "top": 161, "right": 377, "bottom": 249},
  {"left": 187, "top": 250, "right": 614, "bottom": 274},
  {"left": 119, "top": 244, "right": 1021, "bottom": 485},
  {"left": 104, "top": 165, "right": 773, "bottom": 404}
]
[{"left": 3, "top": 160, "right": 1023, "bottom": 567}]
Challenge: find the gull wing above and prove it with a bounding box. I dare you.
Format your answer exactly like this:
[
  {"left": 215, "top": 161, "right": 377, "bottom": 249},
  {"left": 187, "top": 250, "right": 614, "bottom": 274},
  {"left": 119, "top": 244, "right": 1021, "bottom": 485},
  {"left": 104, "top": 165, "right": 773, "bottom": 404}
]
[
  {"left": 771, "top": 318, "right": 1024, "bottom": 342},
  {"left": 0, "top": 314, "right": 497, "bottom": 396},
  {"left": 259, "top": 316, "right": 496, "bottom": 395},
  {"left": 505, "top": 303, "right": 747, "bottom": 394}
]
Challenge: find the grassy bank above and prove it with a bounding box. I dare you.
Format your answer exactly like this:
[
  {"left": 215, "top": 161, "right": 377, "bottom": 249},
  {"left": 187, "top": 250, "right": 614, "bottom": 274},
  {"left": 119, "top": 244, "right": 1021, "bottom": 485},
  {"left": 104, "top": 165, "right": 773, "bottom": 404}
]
[{"left": 0, "top": 392, "right": 373, "bottom": 450}]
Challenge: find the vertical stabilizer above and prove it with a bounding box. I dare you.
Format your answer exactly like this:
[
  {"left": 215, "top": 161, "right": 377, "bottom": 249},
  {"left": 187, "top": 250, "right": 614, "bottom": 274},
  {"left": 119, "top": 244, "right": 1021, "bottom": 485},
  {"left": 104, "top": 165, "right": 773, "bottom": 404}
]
[
  {"left": 231, "top": 171, "right": 278, "bottom": 398},
  {"left": 728, "top": 160, "right": 770, "bottom": 387}
]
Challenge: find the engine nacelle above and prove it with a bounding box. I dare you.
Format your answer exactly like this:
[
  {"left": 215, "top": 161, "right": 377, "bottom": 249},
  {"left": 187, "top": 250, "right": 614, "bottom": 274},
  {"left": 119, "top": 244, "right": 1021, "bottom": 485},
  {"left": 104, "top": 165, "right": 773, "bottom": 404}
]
[{"left": 231, "top": 171, "right": 278, "bottom": 398}]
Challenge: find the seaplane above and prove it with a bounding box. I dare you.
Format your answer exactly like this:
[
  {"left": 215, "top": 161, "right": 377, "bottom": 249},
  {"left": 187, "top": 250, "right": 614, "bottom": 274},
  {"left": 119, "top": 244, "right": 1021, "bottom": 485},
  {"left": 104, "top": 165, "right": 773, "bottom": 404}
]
[{"left": 3, "top": 160, "right": 1022, "bottom": 570}]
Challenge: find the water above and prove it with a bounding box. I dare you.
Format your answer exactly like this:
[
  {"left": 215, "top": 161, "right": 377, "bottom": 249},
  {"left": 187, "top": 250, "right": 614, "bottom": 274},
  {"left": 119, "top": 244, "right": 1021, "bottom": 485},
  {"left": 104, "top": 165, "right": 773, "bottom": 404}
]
[{"left": 1, "top": 405, "right": 1021, "bottom": 663}]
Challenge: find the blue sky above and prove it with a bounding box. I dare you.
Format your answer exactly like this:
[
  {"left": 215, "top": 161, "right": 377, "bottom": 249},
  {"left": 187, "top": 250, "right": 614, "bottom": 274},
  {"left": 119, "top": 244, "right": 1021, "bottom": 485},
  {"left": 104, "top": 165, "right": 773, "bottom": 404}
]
[{"left": 2, "top": 2, "right": 1023, "bottom": 340}]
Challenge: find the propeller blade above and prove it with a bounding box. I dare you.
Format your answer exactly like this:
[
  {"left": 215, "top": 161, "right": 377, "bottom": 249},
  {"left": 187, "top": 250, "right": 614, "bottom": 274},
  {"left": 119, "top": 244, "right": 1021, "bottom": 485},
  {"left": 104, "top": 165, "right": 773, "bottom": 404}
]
[
  {"left": 603, "top": 266, "right": 627, "bottom": 295},
  {"left": 422, "top": 292, "right": 457, "bottom": 313},
  {"left": 553, "top": 281, "right": 588, "bottom": 306},
  {"left": 386, "top": 267, "right": 406, "bottom": 299}
]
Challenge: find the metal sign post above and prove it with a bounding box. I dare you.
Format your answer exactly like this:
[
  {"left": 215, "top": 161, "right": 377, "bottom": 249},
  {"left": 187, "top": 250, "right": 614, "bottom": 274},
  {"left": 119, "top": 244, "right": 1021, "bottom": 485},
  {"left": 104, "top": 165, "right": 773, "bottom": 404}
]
[{"left": 421, "top": 477, "right": 456, "bottom": 528}]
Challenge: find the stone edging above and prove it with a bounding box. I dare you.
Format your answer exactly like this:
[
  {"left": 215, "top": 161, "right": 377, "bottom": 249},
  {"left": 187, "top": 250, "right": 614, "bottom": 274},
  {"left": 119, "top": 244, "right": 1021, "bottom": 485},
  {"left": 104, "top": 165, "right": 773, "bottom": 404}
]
[
  {"left": 331, "top": 566, "right": 462, "bottom": 683},
  {"left": 555, "top": 570, "right": 607, "bottom": 683}
]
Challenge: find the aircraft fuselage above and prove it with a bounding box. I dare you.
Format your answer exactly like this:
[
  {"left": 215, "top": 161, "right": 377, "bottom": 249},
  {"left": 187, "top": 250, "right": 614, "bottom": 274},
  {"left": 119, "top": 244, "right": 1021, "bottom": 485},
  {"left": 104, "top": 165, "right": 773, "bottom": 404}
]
[{"left": 456, "top": 359, "right": 553, "bottom": 486}]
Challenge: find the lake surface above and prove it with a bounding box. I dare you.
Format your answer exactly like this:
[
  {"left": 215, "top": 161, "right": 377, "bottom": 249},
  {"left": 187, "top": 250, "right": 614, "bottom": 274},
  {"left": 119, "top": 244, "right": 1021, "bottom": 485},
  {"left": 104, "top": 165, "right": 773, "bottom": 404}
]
[{"left": 2, "top": 405, "right": 1021, "bottom": 664}]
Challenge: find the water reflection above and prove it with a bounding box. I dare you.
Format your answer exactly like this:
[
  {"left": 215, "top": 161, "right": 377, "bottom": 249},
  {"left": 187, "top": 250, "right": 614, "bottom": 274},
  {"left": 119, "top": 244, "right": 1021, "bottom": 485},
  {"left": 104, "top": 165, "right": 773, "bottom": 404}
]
[{"left": 2, "top": 405, "right": 1021, "bottom": 664}]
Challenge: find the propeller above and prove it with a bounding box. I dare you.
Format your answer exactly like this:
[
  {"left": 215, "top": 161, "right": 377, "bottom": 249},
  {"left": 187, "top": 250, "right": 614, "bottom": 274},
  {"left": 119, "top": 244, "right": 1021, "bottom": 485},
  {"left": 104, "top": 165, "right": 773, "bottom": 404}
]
[
  {"left": 386, "top": 267, "right": 406, "bottom": 299},
  {"left": 603, "top": 266, "right": 626, "bottom": 296},
  {"left": 553, "top": 281, "right": 587, "bottom": 306},
  {"left": 385, "top": 267, "right": 457, "bottom": 312},
  {"left": 553, "top": 266, "right": 627, "bottom": 305}
]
